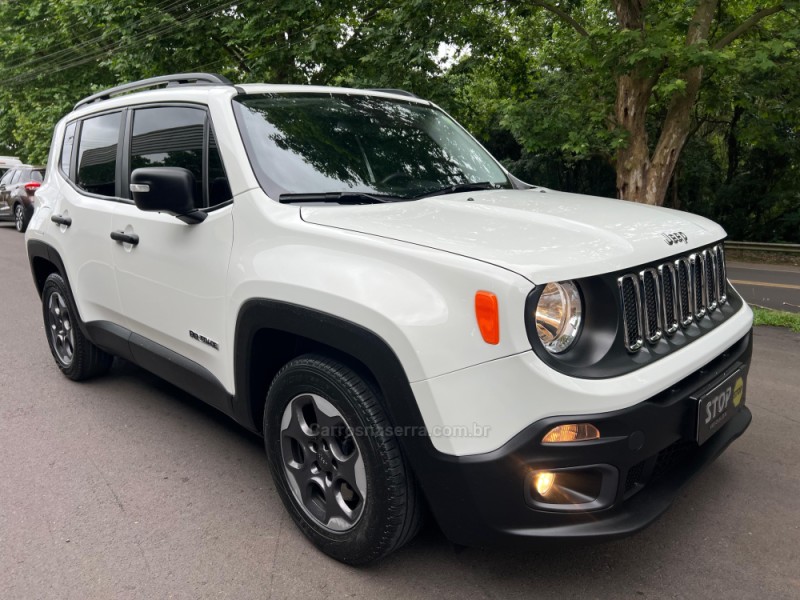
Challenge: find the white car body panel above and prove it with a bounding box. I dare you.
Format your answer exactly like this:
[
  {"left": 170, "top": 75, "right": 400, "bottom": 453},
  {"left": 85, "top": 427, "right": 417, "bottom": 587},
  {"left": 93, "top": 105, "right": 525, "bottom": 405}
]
[
  {"left": 32, "top": 121, "right": 123, "bottom": 325},
  {"left": 302, "top": 189, "right": 727, "bottom": 283},
  {"left": 110, "top": 203, "right": 234, "bottom": 380}
]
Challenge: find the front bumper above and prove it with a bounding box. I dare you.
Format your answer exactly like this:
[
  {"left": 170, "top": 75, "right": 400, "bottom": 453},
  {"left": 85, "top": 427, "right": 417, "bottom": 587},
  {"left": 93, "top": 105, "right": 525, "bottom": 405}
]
[{"left": 421, "top": 330, "right": 753, "bottom": 547}]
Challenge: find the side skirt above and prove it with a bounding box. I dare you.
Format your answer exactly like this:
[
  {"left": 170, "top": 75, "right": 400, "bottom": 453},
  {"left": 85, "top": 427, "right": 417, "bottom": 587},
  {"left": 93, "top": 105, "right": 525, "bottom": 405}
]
[{"left": 85, "top": 321, "right": 234, "bottom": 416}]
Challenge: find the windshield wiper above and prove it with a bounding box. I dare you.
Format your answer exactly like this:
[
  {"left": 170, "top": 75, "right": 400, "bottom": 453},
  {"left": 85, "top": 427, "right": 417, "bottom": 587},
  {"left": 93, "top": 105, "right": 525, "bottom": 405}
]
[
  {"left": 412, "top": 181, "right": 499, "bottom": 199},
  {"left": 279, "top": 192, "right": 404, "bottom": 204}
]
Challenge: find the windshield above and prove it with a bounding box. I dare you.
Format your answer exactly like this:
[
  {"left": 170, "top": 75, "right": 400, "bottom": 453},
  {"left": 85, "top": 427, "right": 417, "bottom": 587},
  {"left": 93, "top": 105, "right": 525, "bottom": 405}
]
[{"left": 233, "top": 93, "right": 511, "bottom": 200}]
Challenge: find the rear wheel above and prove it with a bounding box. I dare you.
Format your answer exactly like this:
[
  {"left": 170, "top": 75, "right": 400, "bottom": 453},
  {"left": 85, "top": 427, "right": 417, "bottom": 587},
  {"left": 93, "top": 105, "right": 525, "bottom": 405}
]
[
  {"left": 264, "top": 354, "right": 422, "bottom": 565},
  {"left": 14, "top": 203, "right": 29, "bottom": 233},
  {"left": 42, "top": 273, "right": 113, "bottom": 380}
]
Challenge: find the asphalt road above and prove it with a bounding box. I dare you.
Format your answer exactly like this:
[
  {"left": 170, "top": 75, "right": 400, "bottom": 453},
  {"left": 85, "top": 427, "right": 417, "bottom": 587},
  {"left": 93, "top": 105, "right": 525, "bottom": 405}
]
[
  {"left": 728, "top": 262, "right": 800, "bottom": 313},
  {"left": 1, "top": 222, "right": 799, "bottom": 599}
]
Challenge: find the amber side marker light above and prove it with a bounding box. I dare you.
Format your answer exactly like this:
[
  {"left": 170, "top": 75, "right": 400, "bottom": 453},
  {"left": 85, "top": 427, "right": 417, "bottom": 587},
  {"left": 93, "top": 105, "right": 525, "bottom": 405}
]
[
  {"left": 475, "top": 291, "right": 500, "bottom": 345},
  {"left": 542, "top": 423, "right": 600, "bottom": 444}
]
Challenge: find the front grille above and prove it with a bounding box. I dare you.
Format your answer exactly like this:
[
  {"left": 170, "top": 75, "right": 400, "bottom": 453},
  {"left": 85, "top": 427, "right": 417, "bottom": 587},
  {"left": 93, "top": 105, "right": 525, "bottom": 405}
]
[
  {"left": 650, "top": 439, "right": 696, "bottom": 482},
  {"left": 624, "top": 460, "right": 646, "bottom": 494},
  {"left": 618, "top": 244, "right": 729, "bottom": 352},
  {"left": 622, "top": 439, "right": 698, "bottom": 499}
]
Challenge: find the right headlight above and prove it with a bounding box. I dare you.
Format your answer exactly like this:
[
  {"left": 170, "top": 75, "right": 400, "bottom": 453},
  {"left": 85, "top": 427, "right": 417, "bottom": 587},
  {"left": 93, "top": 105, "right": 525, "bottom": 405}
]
[{"left": 534, "top": 281, "right": 583, "bottom": 354}]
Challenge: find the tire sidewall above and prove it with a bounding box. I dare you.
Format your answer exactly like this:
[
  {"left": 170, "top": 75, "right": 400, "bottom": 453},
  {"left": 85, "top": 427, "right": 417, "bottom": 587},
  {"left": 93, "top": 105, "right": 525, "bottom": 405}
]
[
  {"left": 42, "top": 274, "right": 78, "bottom": 376},
  {"left": 265, "top": 359, "right": 402, "bottom": 563}
]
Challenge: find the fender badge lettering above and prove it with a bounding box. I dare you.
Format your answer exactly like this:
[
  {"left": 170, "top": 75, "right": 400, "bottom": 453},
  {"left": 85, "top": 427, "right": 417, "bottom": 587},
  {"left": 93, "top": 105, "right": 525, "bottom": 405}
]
[{"left": 189, "top": 330, "right": 219, "bottom": 350}]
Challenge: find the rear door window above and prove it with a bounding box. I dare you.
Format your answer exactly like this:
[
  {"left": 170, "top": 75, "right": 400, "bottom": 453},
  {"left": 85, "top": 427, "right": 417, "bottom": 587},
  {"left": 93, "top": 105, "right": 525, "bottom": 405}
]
[{"left": 77, "top": 111, "right": 122, "bottom": 197}]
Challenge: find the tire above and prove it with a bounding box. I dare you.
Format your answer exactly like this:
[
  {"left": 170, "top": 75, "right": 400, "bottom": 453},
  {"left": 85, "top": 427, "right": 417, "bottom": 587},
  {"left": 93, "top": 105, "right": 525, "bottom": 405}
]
[
  {"left": 264, "top": 354, "right": 422, "bottom": 565},
  {"left": 14, "top": 203, "right": 29, "bottom": 233},
  {"left": 41, "top": 273, "right": 113, "bottom": 381}
]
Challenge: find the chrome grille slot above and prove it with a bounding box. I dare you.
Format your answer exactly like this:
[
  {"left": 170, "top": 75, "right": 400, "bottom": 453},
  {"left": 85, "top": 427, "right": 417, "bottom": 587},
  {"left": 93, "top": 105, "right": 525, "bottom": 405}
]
[
  {"left": 639, "top": 268, "right": 662, "bottom": 343},
  {"left": 618, "top": 274, "right": 643, "bottom": 352},
  {"left": 617, "top": 244, "right": 729, "bottom": 352},
  {"left": 675, "top": 257, "right": 693, "bottom": 328},
  {"left": 658, "top": 263, "right": 679, "bottom": 335},
  {"left": 690, "top": 253, "right": 707, "bottom": 320},
  {"left": 715, "top": 245, "right": 727, "bottom": 305},
  {"left": 703, "top": 249, "right": 718, "bottom": 312}
]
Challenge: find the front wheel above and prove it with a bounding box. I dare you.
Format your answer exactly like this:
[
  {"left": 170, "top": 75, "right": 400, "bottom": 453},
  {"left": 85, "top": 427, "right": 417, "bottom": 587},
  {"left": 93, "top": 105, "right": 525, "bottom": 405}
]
[
  {"left": 264, "top": 354, "right": 422, "bottom": 565},
  {"left": 41, "top": 273, "right": 113, "bottom": 380}
]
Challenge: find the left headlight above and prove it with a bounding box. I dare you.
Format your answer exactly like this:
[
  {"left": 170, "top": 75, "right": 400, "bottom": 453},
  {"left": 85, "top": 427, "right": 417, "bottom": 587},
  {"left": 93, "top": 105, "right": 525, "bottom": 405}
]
[{"left": 534, "top": 281, "right": 583, "bottom": 354}]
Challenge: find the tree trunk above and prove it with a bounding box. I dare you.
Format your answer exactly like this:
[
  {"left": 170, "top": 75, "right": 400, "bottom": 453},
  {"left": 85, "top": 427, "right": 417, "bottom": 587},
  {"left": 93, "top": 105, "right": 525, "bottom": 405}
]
[
  {"left": 613, "top": 0, "right": 718, "bottom": 205},
  {"left": 614, "top": 73, "right": 654, "bottom": 201},
  {"left": 670, "top": 167, "right": 680, "bottom": 210}
]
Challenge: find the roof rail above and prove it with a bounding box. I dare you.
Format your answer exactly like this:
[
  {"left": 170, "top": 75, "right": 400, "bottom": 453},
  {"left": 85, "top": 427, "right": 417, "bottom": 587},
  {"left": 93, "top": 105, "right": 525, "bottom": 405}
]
[
  {"left": 74, "top": 73, "right": 234, "bottom": 110},
  {"left": 367, "top": 88, "right": 419, "bottom": 99}
]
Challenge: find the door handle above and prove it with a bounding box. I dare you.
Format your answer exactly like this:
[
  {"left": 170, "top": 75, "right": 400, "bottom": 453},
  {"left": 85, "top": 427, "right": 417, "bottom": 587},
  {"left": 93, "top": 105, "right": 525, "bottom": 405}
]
[
  {"left": 51, "top": 214, "right": 72, "bottom": 227},
  {"left": 110, "top": 230, "right": 139, "bottom": 245}
]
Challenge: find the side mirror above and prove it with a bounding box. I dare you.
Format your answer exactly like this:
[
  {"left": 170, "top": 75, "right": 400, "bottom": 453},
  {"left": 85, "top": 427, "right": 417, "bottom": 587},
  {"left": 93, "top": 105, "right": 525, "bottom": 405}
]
[{"left": 130, "top": 167, "right": 206, "bottom": 224}]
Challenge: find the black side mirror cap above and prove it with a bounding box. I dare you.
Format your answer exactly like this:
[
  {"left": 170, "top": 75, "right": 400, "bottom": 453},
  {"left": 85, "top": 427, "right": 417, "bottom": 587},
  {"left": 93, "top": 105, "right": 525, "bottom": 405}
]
[{"left": 130, "top": 167, "right": 207, "bottom": 224}]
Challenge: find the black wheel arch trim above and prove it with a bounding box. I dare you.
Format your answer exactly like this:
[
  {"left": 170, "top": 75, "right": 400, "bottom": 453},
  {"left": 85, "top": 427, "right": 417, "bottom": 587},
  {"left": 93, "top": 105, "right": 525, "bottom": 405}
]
[
  {"left": 26, "top": 240, "right": 93, "bottom": 339},
  {"left": 27, "top": 239, "right": 64, "bottom": 296},
  {"left": 232, "top": 299, "right": 428, "bottom": 434},
  {"left": 232, "top": 299, "right": 459, "bottom": 523}
]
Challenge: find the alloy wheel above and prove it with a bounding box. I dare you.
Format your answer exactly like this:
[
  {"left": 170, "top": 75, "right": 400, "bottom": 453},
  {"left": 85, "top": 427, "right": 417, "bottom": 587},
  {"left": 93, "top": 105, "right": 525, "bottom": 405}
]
[
  {"left": 46, "top": 291, "right": 75, "bottom": 366},
  {"left": 14, "top": 205, "right": 24, "bottom": 231},
  {"left": 280, "top": 393, "right": 367, "bottom": 532}
]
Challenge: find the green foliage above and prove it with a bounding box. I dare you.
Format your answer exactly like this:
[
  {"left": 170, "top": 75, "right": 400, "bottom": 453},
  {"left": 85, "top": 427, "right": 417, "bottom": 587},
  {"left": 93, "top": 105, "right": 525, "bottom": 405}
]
[
  {"left": 0, "top": 0, "right": 798, "bottom": 241},
  {"left": 752, "top": 307, "right": 800, "bottom": 332}
]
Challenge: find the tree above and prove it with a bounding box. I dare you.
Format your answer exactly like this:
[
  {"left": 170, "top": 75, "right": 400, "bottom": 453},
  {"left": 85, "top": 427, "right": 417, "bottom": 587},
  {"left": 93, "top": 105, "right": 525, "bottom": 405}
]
[
  {"left": 609, "top": 0, "right": 790, "bottom": 205},
  {"left": 1, "top": 0, "right": 798, "bottom": 225},
  {"left": 452, "top": 1, "right": 795, "bottom": 206}
]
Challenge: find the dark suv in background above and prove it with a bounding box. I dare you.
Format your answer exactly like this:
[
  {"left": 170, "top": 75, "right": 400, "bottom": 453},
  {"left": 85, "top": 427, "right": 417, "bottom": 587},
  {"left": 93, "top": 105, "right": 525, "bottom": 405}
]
[{"left": 0, "top": 165, "right": 46, "bottom": 232}]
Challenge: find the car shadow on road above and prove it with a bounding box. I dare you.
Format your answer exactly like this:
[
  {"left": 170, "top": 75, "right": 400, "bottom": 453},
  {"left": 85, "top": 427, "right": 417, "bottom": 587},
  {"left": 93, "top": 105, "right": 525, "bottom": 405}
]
[{"left": 101, "top": 357, "right": 264, "bottom": 448}]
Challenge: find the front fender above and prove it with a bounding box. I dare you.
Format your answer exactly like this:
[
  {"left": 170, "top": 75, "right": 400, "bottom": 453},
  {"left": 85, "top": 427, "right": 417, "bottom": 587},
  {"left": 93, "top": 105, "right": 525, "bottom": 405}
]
[{"left": 226, "top": 191, "right": 534, "bottom": 386}]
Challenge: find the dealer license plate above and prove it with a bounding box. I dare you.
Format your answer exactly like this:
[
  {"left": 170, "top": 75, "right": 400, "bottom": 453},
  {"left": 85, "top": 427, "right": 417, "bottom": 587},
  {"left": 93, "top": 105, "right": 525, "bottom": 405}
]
[{"left": 694, "top": 368, "right": 747, "bottom": 445}]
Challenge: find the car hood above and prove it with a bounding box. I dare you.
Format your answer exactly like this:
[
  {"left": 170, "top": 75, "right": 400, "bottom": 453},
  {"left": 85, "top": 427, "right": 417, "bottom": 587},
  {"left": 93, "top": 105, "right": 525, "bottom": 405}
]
[{"left": 300, "top": 189, "right": 726, "bottom": 283}]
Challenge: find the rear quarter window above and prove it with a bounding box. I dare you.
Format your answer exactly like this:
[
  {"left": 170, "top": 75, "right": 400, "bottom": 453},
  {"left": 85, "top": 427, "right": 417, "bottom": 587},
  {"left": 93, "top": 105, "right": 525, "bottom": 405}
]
[{"left": 60, "top": 122, "right": 77, "bottom": 178}]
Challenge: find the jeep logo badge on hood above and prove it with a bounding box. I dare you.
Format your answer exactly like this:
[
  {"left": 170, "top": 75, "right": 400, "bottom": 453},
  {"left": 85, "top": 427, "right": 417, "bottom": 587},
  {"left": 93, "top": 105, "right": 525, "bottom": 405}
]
[{"left": 662, "top": 231, "right": 688, "bottom": 245}]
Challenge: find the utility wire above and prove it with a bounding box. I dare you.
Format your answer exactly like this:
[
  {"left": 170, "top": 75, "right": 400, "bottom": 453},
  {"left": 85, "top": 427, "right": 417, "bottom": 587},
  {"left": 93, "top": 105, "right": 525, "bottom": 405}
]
[
  {"left": 0, "top": 0, "right": 190, "bottom": 72},
  {"left": 1, "top": 0, "right": 237, "bottom": 86},
  {"left": 1, "top": 0, "right": 230, "bottom": 82}
]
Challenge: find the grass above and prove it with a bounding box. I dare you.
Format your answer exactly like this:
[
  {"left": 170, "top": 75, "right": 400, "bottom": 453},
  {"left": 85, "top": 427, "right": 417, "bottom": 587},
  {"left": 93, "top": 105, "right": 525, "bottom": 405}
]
[{"left": 752, "top": 306, "right": 800, "bottom": 333}]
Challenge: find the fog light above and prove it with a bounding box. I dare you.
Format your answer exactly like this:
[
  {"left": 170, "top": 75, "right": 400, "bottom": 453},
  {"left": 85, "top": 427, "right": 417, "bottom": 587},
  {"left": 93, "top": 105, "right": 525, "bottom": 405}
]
[
  {"left": 526, "top": 466, "right": 617, "bottom": 511},
  {"left": 542, "top": 423, "right": 600, "bottom": 444},
  {"left": 533, "top": 471, "right": 556, "bottom": 497}
]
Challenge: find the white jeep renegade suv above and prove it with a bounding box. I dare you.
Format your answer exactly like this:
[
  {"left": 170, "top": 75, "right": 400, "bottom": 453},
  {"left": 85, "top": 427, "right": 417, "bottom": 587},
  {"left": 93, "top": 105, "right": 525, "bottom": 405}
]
[{"left": 26, "top": 73, "right": 753, "bottom": 565}]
